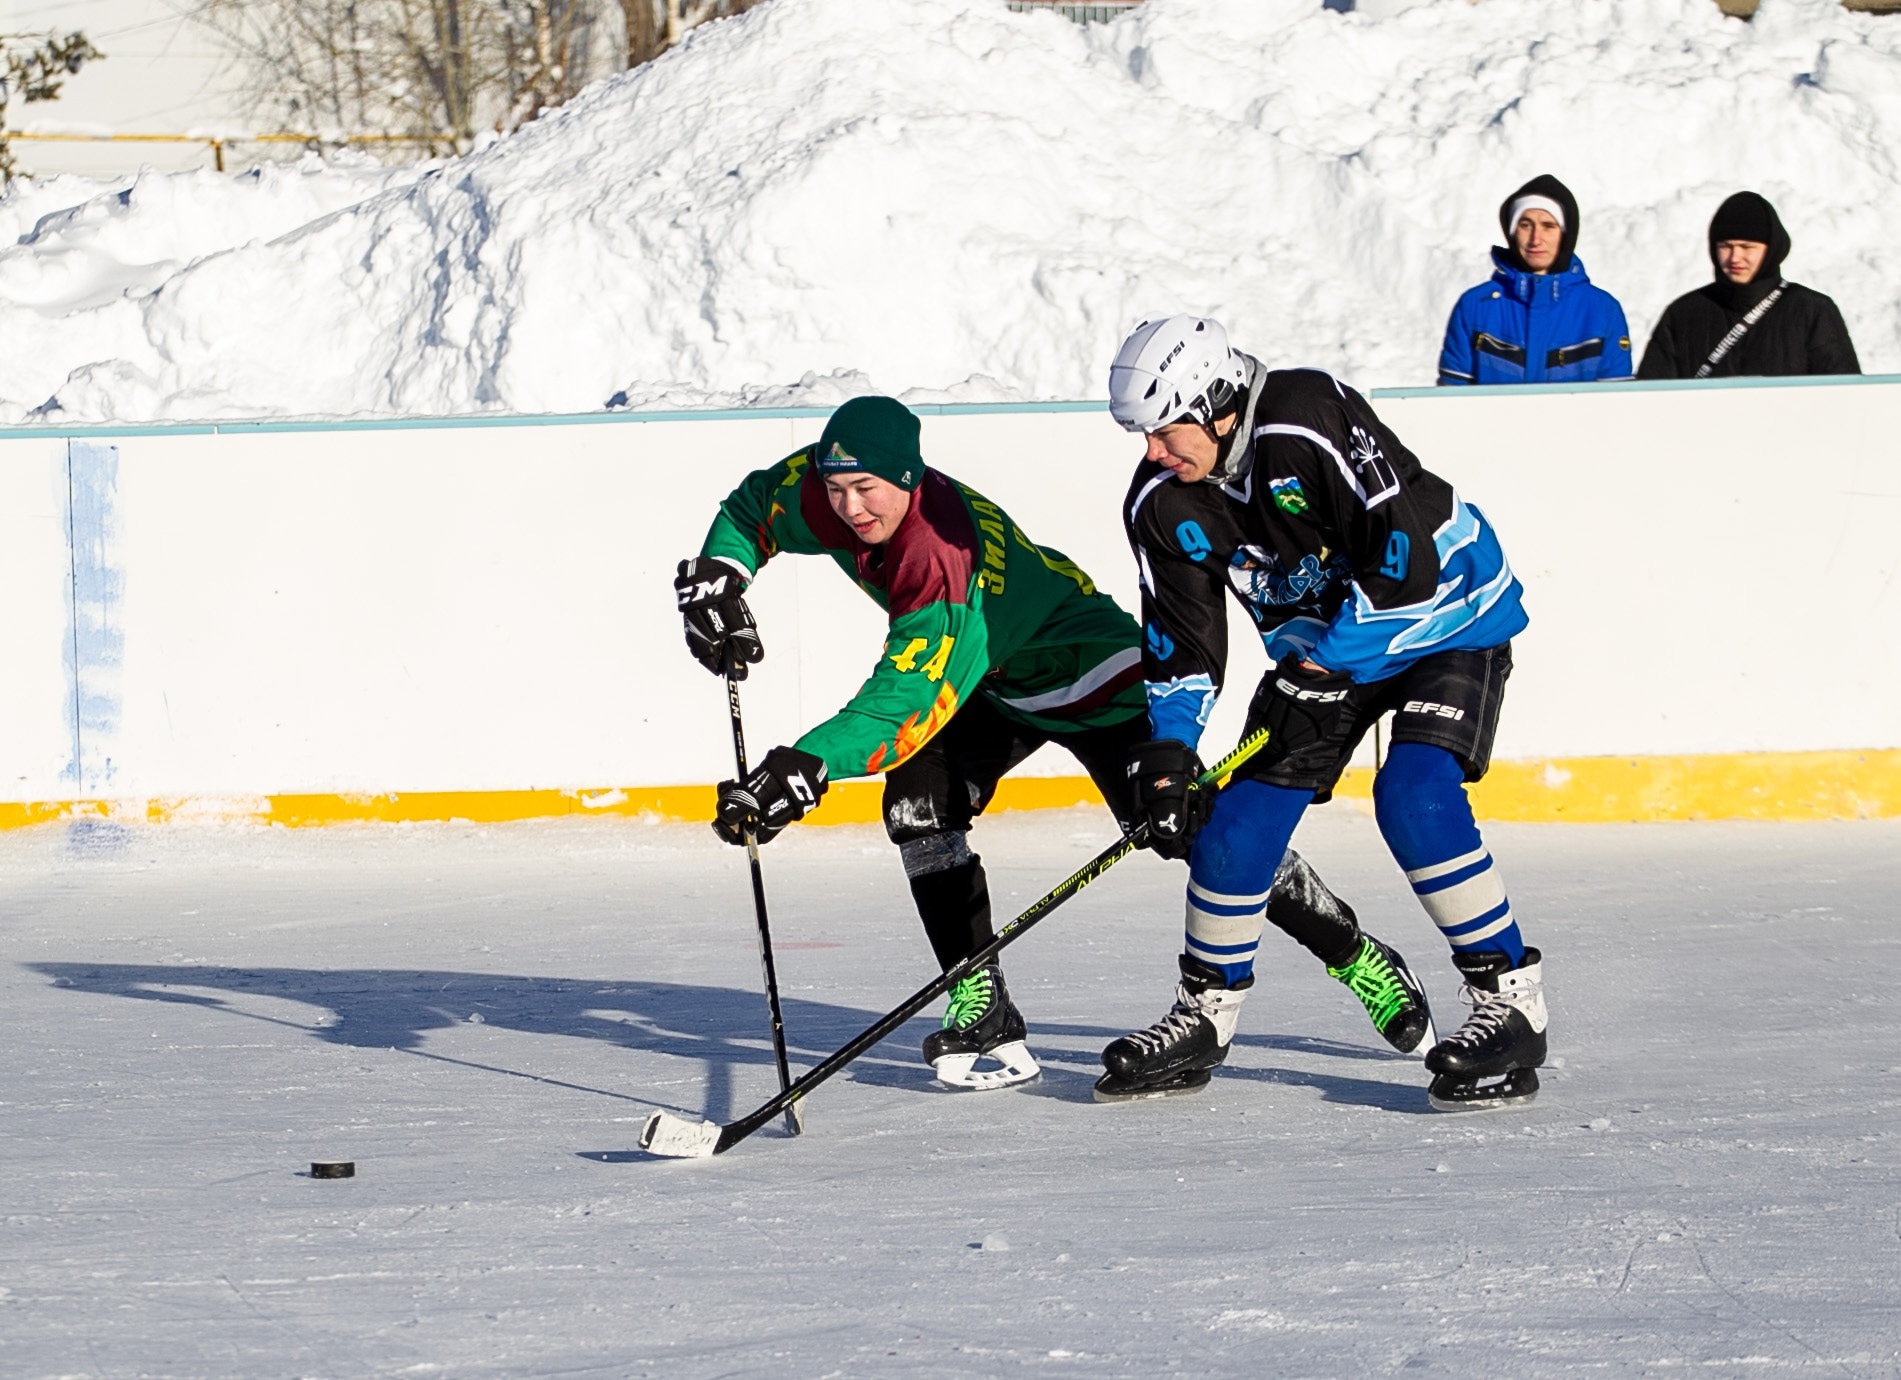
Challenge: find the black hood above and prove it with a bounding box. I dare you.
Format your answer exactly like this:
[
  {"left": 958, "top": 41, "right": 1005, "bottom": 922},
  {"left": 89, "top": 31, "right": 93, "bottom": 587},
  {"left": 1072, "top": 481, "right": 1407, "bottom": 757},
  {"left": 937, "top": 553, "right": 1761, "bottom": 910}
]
[
  {"left": 1497, "top": 174, "right": 1580, "bottom": 275},
  {"left": 1707, "top": 191, "right": 1790, "bottom": 309}
]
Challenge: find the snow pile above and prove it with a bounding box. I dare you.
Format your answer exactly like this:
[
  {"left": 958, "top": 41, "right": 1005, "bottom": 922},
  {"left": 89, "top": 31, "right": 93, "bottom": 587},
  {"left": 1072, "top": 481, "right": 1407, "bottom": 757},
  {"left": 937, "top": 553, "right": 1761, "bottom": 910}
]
[{"left": 3, "top": 0, "right": 1900, "bottom": 424}]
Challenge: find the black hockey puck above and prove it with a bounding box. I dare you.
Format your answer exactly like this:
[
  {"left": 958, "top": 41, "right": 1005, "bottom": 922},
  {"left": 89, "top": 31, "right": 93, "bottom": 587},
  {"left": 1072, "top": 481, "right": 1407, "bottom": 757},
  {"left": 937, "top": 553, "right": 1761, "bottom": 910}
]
[{"left": 310, "top": 1160, "right": 355, "bottom": 1179}]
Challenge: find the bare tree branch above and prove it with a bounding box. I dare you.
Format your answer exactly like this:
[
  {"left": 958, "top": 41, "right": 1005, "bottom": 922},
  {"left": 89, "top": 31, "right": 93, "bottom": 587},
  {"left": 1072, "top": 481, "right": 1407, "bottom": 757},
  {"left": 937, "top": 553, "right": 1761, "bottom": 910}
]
[
  {"left": 0, "top": 30, "right": 106, "bottom": 182},
  {"left": 185, "top": 0, "right": 763, "bottom": 165}
]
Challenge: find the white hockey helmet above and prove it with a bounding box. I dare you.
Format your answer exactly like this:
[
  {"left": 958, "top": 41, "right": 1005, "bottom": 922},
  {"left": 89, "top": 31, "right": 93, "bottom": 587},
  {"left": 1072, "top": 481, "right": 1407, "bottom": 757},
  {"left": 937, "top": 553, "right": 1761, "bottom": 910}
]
[{"left": 1107, "top": 315, "right": 1249, "bottom": 434}]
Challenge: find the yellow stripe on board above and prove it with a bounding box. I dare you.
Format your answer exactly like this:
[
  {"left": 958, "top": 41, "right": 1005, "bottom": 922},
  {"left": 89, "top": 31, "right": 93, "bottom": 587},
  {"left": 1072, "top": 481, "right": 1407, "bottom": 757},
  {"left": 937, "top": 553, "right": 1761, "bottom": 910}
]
[
  {"left": 1449, "top": 749, "right": 1901, "bottom": 823},
  {"left": 3, "top": 750, "right": 1897, "bottom": 831}
]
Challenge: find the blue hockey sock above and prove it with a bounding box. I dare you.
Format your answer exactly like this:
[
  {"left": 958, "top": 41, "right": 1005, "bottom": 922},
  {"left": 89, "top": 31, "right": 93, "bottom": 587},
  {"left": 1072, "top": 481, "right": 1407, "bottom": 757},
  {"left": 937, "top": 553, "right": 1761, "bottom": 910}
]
[
  {"left": 1373, "top": 743, "right": 1525, "bottom": 966},
  {"left": 1183, "top": 779, "right": 1311, "bottom": 984}
]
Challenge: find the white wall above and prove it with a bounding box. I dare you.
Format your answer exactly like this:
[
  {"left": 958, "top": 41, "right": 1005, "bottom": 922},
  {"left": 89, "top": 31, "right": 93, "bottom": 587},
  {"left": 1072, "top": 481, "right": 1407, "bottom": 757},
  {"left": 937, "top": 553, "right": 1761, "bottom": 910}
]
[
  {"left": 4, "top": 377, "right": 1898, "bottom": 807},
  {"left": 0, "top": 438, "right": 73, "bottom": 796},
  {"left": 1374, "top": 380, "right": 1901, "bottom": 759}
]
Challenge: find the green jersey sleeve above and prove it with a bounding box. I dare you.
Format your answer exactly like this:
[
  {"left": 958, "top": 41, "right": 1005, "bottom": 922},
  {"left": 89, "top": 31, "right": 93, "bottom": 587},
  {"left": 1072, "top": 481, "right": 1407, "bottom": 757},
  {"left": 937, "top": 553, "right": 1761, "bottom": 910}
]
[
  {"left": 793, "top": 600, "right": 993, "bottom": 778},
  {"left": 698, "top": 449, "right": 827, "bottom": 574}
]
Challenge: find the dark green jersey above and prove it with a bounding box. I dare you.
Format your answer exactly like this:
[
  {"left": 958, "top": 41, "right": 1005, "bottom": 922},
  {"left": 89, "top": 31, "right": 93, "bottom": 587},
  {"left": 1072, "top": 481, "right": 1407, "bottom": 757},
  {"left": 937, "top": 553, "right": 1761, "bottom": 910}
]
[{"left": 700, "top": 448, "right": 1143, "bottom": 780}]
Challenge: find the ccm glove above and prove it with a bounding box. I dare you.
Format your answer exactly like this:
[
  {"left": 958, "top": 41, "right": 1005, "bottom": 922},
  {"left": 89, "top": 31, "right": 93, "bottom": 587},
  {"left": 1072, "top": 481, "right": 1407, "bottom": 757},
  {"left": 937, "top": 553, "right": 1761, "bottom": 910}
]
[
  {"left": 714, "top": 745, "right": 829, "bottom": 846},
  {"left": 1255, "top": 655, "right": 1355, "bottom": 756},
  {"left": 1126, "top": 739, "right": 1213, "bottom": 861},
  {"left": 675, "top": 557, "right": 764, "bottom": 679}
]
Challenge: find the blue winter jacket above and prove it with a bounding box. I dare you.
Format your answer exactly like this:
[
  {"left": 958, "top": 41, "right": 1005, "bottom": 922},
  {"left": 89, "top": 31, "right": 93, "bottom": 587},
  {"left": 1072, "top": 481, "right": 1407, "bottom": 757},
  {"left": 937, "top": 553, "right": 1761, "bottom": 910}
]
[{"left": 1438, "top": 251, "right": 1633, "bottom": 386}]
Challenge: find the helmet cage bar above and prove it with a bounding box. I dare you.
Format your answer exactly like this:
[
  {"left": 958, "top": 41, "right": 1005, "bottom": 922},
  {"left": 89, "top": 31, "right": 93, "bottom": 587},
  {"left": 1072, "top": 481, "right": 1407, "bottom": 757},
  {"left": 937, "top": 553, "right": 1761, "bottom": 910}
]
[{"left": 1176, "top": 376, "right": 1240, "bottom": 432}]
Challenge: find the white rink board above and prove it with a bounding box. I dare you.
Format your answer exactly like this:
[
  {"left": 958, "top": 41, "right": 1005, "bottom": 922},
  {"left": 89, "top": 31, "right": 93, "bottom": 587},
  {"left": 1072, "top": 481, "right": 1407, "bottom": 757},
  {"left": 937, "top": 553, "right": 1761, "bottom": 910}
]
[
  {"left": 0, "top": 440, "right": 75, "bottom": 795},
  {"left": 1374, "top": 382, "right": 1901, "bottom": 760},
  {"left": 1, "top": 378, "right": 1897, "bottom": 805}
]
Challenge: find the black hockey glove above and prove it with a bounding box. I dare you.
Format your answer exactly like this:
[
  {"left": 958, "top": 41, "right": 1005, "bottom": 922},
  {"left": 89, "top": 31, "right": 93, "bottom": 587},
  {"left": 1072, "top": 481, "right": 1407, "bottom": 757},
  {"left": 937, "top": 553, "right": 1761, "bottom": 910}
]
[
  {"left": 1254, "top": 655, "right": 1355, "bottom": 757},
  {"left": 1126, "top": 739, "right": 1213, "bottom": 861},
  {"left": 714, "top": 745, "right": 829, "bottom": 846},
  {"left": 675, "top": 557, "right": 764, "bottom": 679}
]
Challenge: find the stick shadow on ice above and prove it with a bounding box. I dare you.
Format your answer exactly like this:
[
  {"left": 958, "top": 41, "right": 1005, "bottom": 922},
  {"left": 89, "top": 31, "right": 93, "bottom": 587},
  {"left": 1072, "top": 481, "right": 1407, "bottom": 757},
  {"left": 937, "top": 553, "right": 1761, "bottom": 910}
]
[{"left": 28, "top": 962, "right": 915, "bottom": 1124}]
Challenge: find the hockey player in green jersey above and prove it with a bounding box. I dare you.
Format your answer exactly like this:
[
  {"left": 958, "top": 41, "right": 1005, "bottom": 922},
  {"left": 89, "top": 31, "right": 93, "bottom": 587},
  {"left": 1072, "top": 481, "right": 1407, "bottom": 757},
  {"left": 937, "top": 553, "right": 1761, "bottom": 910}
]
[{"left": 677, "top": 395, "right": 1432, "bottom": 1089}]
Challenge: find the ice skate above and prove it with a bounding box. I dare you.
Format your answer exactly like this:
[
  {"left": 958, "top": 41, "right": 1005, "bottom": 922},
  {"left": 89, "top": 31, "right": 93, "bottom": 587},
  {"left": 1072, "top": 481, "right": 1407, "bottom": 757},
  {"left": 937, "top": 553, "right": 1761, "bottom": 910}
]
[
  {"left": 1425, "top": 947, "right": 1547, "bottom": 1111},
  {"left": 923, "top": 964, "right": 1039, "bottom": 1090},
  {"left": 1327, "top": 934, "right": 1436, "bottom": 1055},
  {"left": 1094, "top": 956, "right": 1252, "bottom": 1102}
]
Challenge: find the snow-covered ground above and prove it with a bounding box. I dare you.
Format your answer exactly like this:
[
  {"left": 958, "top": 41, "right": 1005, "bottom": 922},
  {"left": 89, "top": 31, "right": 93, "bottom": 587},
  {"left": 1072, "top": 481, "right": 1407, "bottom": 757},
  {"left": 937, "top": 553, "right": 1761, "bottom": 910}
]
[
  {"left": 4, "top": 0, "right": 1901, "bottom": 424},
  {"left": 5, "top": 806, "right": 1898, "bottom": 1376}
]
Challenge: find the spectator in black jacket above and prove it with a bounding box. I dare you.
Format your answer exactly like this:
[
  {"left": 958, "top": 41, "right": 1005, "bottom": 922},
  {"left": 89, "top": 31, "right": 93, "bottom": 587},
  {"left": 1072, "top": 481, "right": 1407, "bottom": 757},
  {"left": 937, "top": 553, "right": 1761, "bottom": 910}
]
[{"left": 1638, "top": 192, "right": 1859, "bottom": 379}]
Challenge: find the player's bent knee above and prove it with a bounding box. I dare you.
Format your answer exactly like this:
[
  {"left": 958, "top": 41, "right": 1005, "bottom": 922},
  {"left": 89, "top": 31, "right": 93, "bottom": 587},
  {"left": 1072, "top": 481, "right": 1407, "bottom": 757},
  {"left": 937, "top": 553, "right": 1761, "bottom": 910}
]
[
  {"left": 1374, "top": 743, "right": 1475, "bottom": 856},
  {"left": 1191, "top": 779, "right": 1310, "bottom": 882},
  {"left": 897, "top": 830, "right": 974, "bottom": 878}
]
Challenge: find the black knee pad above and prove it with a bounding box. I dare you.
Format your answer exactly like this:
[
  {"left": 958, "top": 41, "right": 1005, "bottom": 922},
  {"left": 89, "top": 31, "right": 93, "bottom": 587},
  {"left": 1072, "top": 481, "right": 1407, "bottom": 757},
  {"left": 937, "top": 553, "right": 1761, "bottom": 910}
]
[{"left": 898, "top": 831, "right": 974, "bottom": 878}]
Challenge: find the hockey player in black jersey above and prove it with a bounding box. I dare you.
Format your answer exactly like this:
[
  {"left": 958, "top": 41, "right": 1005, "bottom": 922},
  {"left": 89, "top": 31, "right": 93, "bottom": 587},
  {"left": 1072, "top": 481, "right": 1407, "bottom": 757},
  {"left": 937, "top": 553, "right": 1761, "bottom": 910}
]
[{"left": 1099, "top": 315, "right": 1550, "bottom": 1111}]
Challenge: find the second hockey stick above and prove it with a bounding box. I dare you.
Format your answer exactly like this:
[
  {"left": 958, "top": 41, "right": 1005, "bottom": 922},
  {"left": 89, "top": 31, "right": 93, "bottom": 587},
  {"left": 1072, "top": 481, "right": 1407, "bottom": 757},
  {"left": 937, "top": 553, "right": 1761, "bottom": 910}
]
[
  {"left": 723, "top": 665, "right": 802, "bottom": 1138},
  {"left": 640, "top": 727, "right": 1270, "bottom": 1158}
]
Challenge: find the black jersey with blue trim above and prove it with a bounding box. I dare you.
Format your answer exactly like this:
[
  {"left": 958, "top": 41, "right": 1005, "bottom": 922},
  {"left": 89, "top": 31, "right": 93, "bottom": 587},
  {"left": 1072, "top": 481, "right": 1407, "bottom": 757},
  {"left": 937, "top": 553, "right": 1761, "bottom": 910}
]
[{"left": 1121, "top": 365, "right": 1528, "bottom": 750}]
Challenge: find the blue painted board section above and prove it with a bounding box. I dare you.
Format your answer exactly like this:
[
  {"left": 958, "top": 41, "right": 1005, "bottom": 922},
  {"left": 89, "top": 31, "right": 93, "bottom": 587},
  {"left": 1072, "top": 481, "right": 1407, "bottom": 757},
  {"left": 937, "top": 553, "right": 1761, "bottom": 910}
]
[{"left": 64, "top": 441, "right": 123, "bottom": 792}]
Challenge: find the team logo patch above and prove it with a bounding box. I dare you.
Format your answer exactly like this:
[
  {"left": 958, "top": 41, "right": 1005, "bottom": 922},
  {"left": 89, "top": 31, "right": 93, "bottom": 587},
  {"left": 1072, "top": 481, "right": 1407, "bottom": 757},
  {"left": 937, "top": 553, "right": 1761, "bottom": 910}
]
[
  {"left": 1348, "top": 425, "right": 1400, "bottom": 504},
  {"left": 1269, "top": 476, "right": 1309, "bottom": 515},
  {"left": 1226, "top": 544, "right": 1344, "bottom": 612},
  {"left": 818, "top": 442, "right": 857, "bottom": 470}
]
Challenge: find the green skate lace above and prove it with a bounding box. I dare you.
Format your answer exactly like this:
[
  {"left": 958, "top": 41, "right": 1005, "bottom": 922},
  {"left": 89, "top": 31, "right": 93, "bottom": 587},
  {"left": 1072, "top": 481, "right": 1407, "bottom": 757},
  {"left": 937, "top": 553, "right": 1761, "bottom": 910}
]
[
  {"left": 1328, "top": 939, "right": 1407, "bottom": 1032},
  {"left": 941, "top": 970, "right": 996, "bottom": 1031}
]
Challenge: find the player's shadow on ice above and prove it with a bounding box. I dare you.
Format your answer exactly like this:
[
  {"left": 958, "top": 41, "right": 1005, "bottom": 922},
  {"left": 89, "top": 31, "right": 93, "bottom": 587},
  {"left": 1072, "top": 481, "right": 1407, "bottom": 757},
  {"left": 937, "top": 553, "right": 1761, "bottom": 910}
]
[
  {"left": 28, "top": 961, "right": 929, "bottom": 1125},
  {"left": 1007, "top": 1026, "right": 1432, "bottom": 1112},
  {"left": 31, "top": 963, "right": 1432, "bottom": 1121},
  {"left": 844, "top": 1022, "right": 1429, "bottom": 1111}
]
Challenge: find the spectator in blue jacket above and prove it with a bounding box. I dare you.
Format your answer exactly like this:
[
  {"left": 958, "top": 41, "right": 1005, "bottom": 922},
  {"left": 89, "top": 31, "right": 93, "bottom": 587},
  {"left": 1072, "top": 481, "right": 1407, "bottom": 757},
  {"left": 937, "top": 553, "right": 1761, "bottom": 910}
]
[{"left": 1438, "top": 175, "right": 1632, "bottom": 386}]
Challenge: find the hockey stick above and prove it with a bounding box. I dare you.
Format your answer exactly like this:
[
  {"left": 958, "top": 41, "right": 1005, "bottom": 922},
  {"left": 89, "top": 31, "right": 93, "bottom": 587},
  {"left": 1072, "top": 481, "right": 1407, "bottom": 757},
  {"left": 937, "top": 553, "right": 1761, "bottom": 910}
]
[
  {"left": 723, "top": 665, "right": 803, "bottom": 1138},
  {"left": 640, "top": 727, "right": 1271, "bottom": 1158}
]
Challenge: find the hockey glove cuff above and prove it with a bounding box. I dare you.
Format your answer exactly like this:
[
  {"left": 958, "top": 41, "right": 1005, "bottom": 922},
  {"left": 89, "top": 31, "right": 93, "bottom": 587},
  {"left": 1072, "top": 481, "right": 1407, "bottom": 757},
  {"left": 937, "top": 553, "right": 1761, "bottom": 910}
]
[
  {"left": 1126, "top": 739, "right": 1212, "bottom": 861},
  {"left": 675, "top": 557, "right": 764, "bottom": 679},
  {"left": 1255, "top": 656, "right": 1355, "bottom": 757},
  {"left": 714, "top": 745, "right": 829, "bottom": 846}
]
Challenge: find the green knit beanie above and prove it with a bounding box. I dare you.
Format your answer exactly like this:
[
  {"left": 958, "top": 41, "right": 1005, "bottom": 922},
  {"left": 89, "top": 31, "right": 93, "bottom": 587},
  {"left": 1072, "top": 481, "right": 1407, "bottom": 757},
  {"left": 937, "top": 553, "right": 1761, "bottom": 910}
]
[{"left": 814, "top": 396, "right": 925, "bottom": 492}]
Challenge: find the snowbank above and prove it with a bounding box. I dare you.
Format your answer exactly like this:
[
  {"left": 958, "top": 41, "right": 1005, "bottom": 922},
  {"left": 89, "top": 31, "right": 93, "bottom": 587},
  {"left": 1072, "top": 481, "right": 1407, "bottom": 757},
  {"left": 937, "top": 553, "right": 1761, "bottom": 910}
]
[{"left": 3, "top": 0, "right": 1899, "bottom": 423}]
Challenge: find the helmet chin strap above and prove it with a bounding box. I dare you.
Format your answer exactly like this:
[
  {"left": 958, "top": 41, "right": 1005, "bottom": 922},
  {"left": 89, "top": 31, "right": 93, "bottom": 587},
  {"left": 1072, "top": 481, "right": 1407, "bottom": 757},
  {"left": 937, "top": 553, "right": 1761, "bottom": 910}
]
[{"left": 1201, "top": 407, "right": 1245, "bottom": 484}]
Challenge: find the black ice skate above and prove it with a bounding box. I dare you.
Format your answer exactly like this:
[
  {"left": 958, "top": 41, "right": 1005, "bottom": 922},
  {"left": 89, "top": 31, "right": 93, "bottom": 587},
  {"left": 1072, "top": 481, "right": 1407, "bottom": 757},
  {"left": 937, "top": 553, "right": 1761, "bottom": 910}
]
[
  {"left": 1424, "top": 947, "right": 1547, "bottom": 1111},
  {"left": 1327, "top": 933, "right": 1436, "bottom": 1056},
  {"left": 1094, "top": 955, "right": 1252, "bottom": 1102},
  {"left": 923, "top": 964, "right": 1039, "bottom": 1090}
]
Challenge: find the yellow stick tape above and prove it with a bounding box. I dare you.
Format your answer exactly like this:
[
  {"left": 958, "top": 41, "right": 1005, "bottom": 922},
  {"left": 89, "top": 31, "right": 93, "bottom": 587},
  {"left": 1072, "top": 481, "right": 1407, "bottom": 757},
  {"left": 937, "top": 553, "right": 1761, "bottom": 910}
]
[{"left": 2, "top": 750, "right": 1896, "bottom": 830}]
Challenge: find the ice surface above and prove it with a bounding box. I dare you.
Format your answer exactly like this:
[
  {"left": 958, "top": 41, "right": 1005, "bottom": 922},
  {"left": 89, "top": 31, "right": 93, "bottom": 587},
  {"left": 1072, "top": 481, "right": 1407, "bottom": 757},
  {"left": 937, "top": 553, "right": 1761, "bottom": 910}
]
[
  {"left": 5, "top": 0, "right": 1901, "bottom": 424},
  {"left": 4, "top": 806, "right": 1899, "bottom": 1375}
]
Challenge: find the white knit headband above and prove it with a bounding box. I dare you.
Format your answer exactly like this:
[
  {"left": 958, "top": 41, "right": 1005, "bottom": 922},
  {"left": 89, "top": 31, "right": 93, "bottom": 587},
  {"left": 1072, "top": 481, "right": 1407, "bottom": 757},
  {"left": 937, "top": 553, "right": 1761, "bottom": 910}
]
[{"left": 1507, "top": 194, "right": 1567, "bottom": 231}]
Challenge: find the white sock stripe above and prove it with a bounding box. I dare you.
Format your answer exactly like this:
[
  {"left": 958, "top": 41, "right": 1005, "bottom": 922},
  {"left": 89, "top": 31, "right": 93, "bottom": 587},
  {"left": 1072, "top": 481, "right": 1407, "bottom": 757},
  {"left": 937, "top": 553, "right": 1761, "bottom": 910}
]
[
  {"left": 1405, "top": 846, "right": 1490, "bottom": 885},
  {"left": 1416, "top": 870, "right": 1508, "bottom": 934},
  {"left": 1185, "top": 933, "right": 1259, "bottom": 962},
  {"left": 1185, "top": 900, "right": 1269, "bottom": 952},
  {"left": 1187, "top": 879, "right": 1274, "bottom": 908},
  {"left": 1444, "top": 909, "right": 1518, "bottom": 947}
]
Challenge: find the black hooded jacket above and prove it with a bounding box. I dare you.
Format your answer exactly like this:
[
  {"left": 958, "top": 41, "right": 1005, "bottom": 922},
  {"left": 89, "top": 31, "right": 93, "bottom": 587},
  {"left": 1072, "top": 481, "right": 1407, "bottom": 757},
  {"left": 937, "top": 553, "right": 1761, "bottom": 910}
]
[{"left": 1637, "top": 192, "right": 1859, "bottom": 379}]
